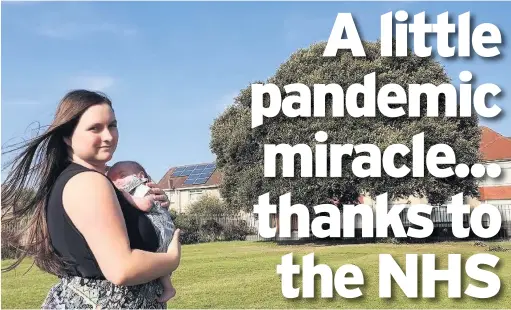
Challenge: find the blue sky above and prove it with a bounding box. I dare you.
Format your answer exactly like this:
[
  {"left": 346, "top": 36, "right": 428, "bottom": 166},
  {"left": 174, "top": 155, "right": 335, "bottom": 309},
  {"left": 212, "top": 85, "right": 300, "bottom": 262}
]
[{"left": 2, "top": 1, "right": 510, "bottom": 182}]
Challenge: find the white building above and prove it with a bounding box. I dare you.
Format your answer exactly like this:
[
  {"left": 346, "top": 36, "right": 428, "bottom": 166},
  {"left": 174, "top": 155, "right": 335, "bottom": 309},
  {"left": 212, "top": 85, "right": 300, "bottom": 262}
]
[
  {"left": 473, "top": 126, "right": 511, "bottom": 205},
  {"left": 157, "top": 162, "right": 222, "bottom": 213}
]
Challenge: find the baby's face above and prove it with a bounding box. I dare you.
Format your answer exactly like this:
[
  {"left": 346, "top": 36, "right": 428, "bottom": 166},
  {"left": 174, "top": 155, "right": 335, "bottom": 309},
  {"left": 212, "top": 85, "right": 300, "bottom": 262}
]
[{"left": 108, "top": 165, "right": 142, "bottom": 188}]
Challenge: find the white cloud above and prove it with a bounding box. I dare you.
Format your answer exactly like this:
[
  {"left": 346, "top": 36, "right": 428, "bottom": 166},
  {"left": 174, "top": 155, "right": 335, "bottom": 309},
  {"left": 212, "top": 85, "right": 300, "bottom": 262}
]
[
  {"left": 37, "top": 22, "right": 137, "bottom": 39},
  {"left": 69, "top": 75, "right": 115, "bottom": 92}
]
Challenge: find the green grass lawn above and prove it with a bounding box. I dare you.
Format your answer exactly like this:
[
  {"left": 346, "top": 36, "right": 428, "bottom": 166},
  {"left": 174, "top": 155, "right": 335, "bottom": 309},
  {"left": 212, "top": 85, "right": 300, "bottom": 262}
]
[{"left": 2, "top": 240, "right": 511, "bottom": 309}]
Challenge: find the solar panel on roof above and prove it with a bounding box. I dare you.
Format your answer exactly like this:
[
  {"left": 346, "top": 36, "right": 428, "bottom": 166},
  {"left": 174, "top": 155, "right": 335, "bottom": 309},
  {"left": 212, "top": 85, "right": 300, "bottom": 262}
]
[
  {"left": 179, "top": 163, "right": 217, "bottom": 185},
  {"left": 184, "top": 177, "right": 197, "bottom": 184},
  {"left": 171, "top": 167, "right": 186, "bottom": 177},
  {"left": 171, "top": 164, "right": 215, "bottom": 178},
  {"left": 174, "top": 167, "right": 190, "bottom": 177},
  {"left": 193, "top": 177, "right": 209, "bottom": 185}
]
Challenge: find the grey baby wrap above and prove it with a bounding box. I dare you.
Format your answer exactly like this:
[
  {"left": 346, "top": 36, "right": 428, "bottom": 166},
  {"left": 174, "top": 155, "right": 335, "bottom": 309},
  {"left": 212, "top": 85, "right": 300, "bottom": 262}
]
[{"left": 122, "top": 175, "right": 175, "bottom": 253}]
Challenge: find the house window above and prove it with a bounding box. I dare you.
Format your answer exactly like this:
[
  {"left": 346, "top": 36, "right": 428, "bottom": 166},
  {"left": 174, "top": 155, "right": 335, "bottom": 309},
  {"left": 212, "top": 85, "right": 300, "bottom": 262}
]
[{"left": 189, "top": 190, "right": 203, "bottom": 204}]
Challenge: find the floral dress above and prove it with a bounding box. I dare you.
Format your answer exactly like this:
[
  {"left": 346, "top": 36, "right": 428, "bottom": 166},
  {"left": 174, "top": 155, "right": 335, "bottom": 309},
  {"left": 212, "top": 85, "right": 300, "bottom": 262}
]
[{"left": 41, "top": 277, "right": 165, "bottom": 309}]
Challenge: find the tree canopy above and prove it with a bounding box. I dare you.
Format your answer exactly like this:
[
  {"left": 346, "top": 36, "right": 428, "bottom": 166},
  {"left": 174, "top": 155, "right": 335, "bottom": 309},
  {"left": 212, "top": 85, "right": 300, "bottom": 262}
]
[{"left": 210, "top": 41, "right": 481, "bottom": 213}]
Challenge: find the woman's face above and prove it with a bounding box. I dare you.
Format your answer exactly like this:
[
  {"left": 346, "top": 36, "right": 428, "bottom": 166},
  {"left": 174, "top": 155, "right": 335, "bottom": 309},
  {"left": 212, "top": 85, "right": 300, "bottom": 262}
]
[{"left": 66, "top": 103, "right": 119, "bottom": 164}]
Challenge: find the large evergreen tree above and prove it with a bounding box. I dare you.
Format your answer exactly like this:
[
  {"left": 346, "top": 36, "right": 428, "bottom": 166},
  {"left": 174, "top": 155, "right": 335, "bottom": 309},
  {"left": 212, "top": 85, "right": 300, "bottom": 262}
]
[{"left": 210, "top": 41, "right": 481, "bottom": 213}]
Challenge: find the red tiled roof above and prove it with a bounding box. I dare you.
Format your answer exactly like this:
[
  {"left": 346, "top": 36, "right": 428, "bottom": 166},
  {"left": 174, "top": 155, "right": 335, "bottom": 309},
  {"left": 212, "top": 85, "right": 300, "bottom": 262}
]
[
  {"left": 157, "top": 162, "right": 222, "bottom": 190},
  {"left": 479, "top": 126, "right": 511, "bottom": 161},
  {"left": 479, "top": 186, "right": 511, "bottom": 201}
]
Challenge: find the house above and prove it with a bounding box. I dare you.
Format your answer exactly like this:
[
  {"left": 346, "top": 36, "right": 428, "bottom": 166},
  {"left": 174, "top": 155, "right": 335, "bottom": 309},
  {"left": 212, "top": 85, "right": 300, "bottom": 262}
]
[
  {"left": 157, "top": 162, "right": 222, "bottom": 213},
  {"left": 358, "top": 126, "right": 511, "bottom": 208},
  {"left": 471, "top": 126, "right": 511, "bottom": 206},
  {"left": 157, "top": 126, "right": 511, "bottom": 226}
]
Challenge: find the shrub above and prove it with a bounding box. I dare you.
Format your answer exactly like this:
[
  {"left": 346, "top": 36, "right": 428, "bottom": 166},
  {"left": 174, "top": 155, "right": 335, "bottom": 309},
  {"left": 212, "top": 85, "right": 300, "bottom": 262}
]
[
  {"left": 172, "top": 212, "right": 254, "bottom": 244},
  {"left": 223, "top": 220, "right": 252, "bottom": 241},
  {"left": 169, "top": 209, "right": 178, "bottom": 221},
  {"left": 172, "top": 193, "right": 256, "bottom": 244},
  {"left": 1, "top": 221, "right": 24, "bottom": 259},
  {"left": 1, "top": 242, "right": 21, "bottom": 260},
  {"left": 174, "top": 215, "right": 202, "bottom": 244},
  {"left": 200, "top": 219, "right": 224, "bottom": 242},
  {"left": 187, "top": 194, "right": 230, "bottom": 217}
]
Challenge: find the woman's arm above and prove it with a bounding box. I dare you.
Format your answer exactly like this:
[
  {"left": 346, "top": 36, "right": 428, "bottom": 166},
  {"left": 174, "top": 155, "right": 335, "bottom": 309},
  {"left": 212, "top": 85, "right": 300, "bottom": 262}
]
[{"left": 63, "top": 171, "right": 181, "bottom": 286}]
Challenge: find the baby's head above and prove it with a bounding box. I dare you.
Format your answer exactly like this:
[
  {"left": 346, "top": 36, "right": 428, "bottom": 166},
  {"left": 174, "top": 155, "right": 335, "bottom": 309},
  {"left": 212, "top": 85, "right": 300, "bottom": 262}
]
[{"left": 107, "top": 161, "right": 149, "bottom": 188}]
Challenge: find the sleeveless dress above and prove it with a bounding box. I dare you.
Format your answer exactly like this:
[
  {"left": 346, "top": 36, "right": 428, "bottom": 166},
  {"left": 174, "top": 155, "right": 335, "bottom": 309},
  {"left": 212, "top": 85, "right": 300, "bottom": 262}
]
[{"left": 41, "top": 163, "right": 166, "bottom": 309}]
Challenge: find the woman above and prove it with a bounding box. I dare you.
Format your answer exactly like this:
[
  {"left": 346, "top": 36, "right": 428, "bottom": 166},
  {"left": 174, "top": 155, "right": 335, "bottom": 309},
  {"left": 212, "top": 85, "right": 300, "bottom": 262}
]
[{"left": 2, "top": 90, "right": 181, "bottom": 308}]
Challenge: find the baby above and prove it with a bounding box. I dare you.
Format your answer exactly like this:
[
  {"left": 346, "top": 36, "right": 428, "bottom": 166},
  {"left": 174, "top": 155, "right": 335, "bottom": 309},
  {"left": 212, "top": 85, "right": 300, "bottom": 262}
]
[{"left": 106, "top": 161, "right": 176, "bottom": 302}]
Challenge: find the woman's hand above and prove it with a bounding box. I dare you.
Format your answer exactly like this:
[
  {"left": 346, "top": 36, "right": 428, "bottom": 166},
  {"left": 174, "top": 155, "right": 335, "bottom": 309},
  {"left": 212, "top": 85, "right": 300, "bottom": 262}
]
[
  {"left": 167, "top": 229, "right": 181, "bottom": 267},
  {"left": 146, "top": 182, "right": 170, "bottom": 208}
]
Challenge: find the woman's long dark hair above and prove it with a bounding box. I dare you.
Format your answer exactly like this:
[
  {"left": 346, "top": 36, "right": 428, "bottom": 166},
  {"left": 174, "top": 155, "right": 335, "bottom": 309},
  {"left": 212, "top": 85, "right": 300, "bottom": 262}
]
[{"left": 1, "top": 89, "right": 113, "bottom": 276}]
